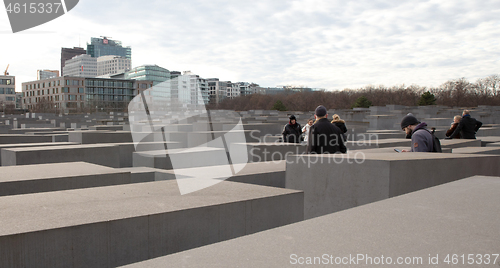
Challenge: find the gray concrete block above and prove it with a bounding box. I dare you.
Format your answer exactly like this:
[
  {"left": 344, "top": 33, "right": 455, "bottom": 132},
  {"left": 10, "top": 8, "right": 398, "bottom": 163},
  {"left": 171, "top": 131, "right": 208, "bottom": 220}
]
[
  {"left": 234, "top": 142, "right": 307, "bottom": 162},
  {"left": 1, "top": 144, "right": 121, "bottom": 168},
  {"left": 346, "top": 138, "right": 411, "bottom": 150},
  {"left": 478, "top": 136, "right": 500, "bottom": 147},
  {"left": 89, "top": 125, "right": 124, "bottom": 131},
  {"left": 286, "top": 153, "right": 500, "bottom": 219},
  {"left": 440, "top": 139, "right": 482, "bottom": 149},
  {"left": 0, "top": 134, "right": 53, "bottom": 144},
  {"left": 68, "top": 130, "right": 133, "bottom": 144},
  {"left": 0, "top": 162, "right": 136, "bottom": 196},
  {"left": 133, "top": 147, "right": 229, "bottom": 170},
  {"left": 123, "top": 176, "right": 500, "bottom": 268},
  {"left": 451, "top": 147, "right": 500, "bottom": 155},
  {"left": 0, "top": 142, "right": 78, "bottom": 164},
  {"left": 0, "top": 180, "right": 303, "bottom": 268},
  {"left": 159, "top": 161, "right": 287, "bottom": 188},
  {"left": 486, "top": 142, "right": 500, "bottom": 147}
]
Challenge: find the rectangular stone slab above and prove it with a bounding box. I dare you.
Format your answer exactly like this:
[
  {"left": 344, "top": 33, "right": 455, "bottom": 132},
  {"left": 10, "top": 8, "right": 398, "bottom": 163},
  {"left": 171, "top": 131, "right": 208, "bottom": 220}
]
[
  {"left": 122, "top": 176, "right": 500, "bottom": 268},
  {"left": 0, "top": 142, "right": 78, "bottom": 164},
  {"left": 68, "top": 130, "right": 133, "bottom": 144},
  {"left": 286, "top": 152, "right": 500, "bottom": 219},
  {"left": 0, "top": 180, "right": 303, "bottom": 268},
  {"left": 158, "top": 161, "right": 287, "bottom": 188},
  {"left": 133, "top": 147, "right": 229, "bottom": 169},
  {"left": 0, "top": 134, "right": 53, "bottom": 144},
  {"left": 1, "top": 144, "right": 121, "bottom": 167},
  {"left": 0, "top": 162, "right": 135, "bottom": 196}
]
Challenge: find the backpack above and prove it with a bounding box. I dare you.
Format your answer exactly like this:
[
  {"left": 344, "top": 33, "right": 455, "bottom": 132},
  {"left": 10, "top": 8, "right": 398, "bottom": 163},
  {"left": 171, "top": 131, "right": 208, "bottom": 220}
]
[{"left": 416, "top": 128, "right": 442, "bottom": 153}]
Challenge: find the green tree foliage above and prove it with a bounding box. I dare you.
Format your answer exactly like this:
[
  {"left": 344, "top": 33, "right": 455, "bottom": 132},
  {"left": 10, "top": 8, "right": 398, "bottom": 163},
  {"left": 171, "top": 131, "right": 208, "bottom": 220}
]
[
  {"left": 351, "top": 96, "right": 372, "bottom": 108},
  {"left": 418, "top": 91, "right": 437, "bottom": 106},
  {"left": 272, "top": 100, "right": 287, "bottom": 111}
]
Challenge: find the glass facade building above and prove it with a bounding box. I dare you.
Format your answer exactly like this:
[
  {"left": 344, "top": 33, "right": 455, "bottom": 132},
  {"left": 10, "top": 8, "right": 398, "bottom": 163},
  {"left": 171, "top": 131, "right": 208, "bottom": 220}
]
[
  {"left": 87, "top": 37, "right": 131, "bottom": 60},
  {"left": 125, "top": 65, "right": 170, "bottom": 85}
]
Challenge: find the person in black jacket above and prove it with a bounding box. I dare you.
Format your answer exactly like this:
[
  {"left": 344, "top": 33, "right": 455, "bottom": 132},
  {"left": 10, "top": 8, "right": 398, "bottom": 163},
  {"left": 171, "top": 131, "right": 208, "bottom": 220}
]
[
  {"left": 282, "top": 115, "right": 302, "bottom": 143},
  {"left": 307, "top": 105, "right": 347, "bottom": 154},
  {"left": 445, "top": 115, "right": 462, "bottom": 139},
  {"left": 331, "top": 114, "right": 348, "bottom": 141},
  {"left": 447, "top": 110, "right": 482, "bottom": 139}
]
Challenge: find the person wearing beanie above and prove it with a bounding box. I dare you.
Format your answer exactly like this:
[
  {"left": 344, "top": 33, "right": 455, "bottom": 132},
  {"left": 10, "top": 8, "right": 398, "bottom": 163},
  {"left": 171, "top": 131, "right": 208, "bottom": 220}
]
[
  {"left": 400, "top": 113, "right": 434, "bottom": 152},
  {"left": 447, "top": 110, "right": 482, "bottom": 139},
  {"left": 282, "top": 114, "right": 302, "bottom": 143},
  {"left": 307, "top": 105, "right": 347, "bottom": 154}
]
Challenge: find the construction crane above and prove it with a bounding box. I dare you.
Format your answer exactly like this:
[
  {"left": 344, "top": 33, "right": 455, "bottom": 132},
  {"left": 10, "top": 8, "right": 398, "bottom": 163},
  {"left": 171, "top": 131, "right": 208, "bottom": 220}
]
[{"left": 4, "top": 64, "right": 9, "bottom": 75}]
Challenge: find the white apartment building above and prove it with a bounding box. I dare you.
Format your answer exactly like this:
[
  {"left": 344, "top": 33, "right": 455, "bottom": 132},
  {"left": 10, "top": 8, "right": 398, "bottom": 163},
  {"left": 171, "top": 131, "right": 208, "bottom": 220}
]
[
  {"left": 63, "top": 54, "right": 97, "bottom": 77},
  {"left": 97, "top": 55, "right": 131, "bottom": 77}
]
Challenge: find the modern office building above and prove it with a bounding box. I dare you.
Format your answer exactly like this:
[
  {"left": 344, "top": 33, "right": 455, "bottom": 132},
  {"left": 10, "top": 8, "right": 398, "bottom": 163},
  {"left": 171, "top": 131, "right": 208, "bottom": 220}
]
[
  {"left": 0, "top": 75, "right": 16, "bottom": 110},
  {"left": 60, "top": 47, "right": 86, "bottom": 76},
  {"left": 97, "top": 56, "right": 131, "bottom": 77},
  {"left": 37, "top": 70, "right": 59, "bottom": 80},
  {"left": 125, "top": 65, "right": 171, "bottom": 85},
  {"left": 207, "top": 78, "right": 232, "bottom": 104},
  {"left": 87, "top": 37, "right": 131, "bottom": 60},
  {"left": 22, "top": 76, "right": 152, "bottom": 113},
  {"left": 63, "top": 54, "right": 98, "bottom": 77}
]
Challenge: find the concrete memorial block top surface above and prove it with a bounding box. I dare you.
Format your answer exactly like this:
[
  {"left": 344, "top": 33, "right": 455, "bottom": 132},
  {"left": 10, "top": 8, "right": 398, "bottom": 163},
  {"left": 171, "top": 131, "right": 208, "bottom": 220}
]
[
  {"left": 0, "top": 134, "right": 53, "bottom": 144},
  {"left": 440, "top": 139, "right": 482, "bottom": 149},
  {"left": 134, "top": 146, "right": 224, "bottom": 157},
  {"left": 161, "top": 161, "right": 286, "bottom": 179},
  {"left": 486, "top": 142, "right": 500, "bottom": 147},
  {"left": 479, "top": 136, "right": 500, "bottom": 146},
  {"left": 0, "top": 162, "right": 124, "bottom": 183},
  {"left": 451, "top": 147, "right": 500, "bottom": 155},
  {"left": 123, "top": 176, "right": 500, "bottom": 268},
  {"left": 0, "top": 180, "right": 302, "bottom": 237}
]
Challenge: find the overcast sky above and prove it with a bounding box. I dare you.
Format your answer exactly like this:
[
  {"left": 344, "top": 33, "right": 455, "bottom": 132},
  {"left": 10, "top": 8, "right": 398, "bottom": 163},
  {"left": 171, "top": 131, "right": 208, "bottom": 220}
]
[{"left": 1, "top": 0, "right": 499, "bottom": 92}]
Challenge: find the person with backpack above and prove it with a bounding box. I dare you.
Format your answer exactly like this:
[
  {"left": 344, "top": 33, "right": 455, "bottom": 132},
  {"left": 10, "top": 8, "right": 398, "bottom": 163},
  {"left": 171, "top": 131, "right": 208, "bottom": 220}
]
[{"left": 400, "top": 113, "right": 436, "bottom": 152}]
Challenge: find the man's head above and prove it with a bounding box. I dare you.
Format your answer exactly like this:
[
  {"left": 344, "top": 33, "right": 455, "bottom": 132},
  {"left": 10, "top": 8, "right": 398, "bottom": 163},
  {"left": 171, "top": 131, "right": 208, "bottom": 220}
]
[
  {"left": 314, "top": 105, "right": 327, "bottom": 119},
  {"left": 289, "top": 115, "right": 296, "bottom": 124},
  {"left": 454, "top": 115, "right": 461, "bottom": 123},
  {"left": 463, "top": 110, "right": 470, "bottom": 116},
  {"left": 401, "top": 114, "right": 420, "bottom": 135}
]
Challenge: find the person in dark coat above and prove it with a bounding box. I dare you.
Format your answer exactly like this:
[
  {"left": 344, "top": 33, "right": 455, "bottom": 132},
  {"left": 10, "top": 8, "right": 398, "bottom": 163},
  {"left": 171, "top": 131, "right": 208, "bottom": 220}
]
[
  {"left": 447, "top": 110, "right": 482, "bottom": 139},
  {"left": 282, "top": 115, "right": 302, "bottom": 143},
  {"left": 445, "top": 115, "right": 462, "bottom": 139},
  {"left": 331, "top": 114, "right": 348, "bottom": 141},
  {"left": 307, "top": 106, "right": 347, "bottom": 154}
]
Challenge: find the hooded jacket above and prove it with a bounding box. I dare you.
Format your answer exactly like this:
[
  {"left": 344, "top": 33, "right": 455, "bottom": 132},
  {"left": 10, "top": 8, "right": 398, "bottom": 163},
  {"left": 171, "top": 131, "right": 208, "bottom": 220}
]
[{"left": 410, "top": 122, "right": 433, "bottom": 152}]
